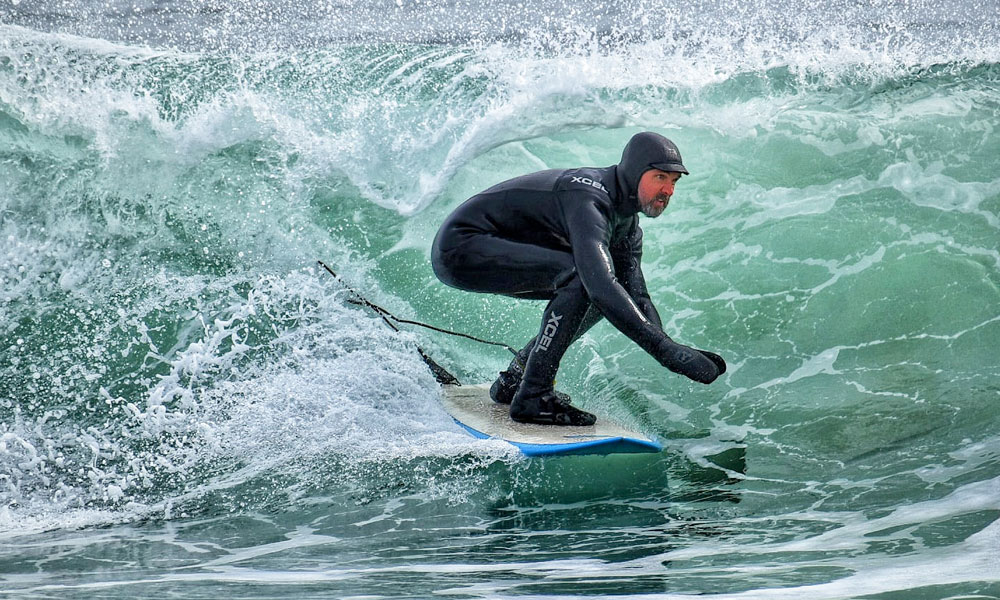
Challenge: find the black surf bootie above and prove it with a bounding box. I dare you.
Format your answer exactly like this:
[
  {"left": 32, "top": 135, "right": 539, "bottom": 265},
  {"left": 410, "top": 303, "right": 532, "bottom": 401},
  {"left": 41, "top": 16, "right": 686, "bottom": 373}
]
[
  {"left": 509, "top": 388, "right": 596, "bottom": 427},
  {"left": 490, "top": 359, "right": 572, "bottom": 405}
]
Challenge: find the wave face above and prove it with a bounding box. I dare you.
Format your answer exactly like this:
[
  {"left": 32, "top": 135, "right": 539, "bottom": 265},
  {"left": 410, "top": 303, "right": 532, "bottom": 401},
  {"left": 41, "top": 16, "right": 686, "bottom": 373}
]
[{"left": 2, "top": 1, "right": 999, "bottom": 597}]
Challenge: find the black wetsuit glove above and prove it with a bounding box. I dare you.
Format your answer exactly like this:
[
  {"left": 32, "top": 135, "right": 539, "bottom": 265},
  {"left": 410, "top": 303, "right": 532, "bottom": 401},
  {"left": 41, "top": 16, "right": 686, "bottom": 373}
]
[
  {"left": 655, "top": 338, "right": 723, "bottom": 384},
  {"left": 697, "top": 349, "right": 727, "bottom": 375}
]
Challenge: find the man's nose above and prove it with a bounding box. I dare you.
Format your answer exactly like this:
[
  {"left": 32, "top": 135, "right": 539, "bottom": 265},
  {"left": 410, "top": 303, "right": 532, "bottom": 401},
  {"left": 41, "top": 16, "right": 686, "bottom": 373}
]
[{"left": 661, "top": 181, "right": 675, "bottom": 195}]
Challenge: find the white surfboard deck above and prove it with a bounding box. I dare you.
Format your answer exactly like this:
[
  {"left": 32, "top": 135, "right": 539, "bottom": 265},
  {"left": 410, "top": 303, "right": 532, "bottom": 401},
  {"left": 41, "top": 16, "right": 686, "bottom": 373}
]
[{"left": 441, "top": 384, "right": 662, "bottom": 457}]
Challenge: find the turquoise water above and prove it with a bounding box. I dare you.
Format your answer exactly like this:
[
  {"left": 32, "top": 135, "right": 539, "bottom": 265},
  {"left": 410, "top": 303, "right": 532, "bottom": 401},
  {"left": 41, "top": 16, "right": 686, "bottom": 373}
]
[{"left": 1, "top": 1, "right": 999, "bottom": 597}]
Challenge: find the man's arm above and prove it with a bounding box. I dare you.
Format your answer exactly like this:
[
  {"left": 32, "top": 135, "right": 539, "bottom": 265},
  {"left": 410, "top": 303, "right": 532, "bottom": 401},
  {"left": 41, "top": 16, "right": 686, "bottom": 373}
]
[
  {"left": 611, "top": 221, "right": 728, "bottom": 379},
  {"left": 612, "top": 222, "right": 663, "bottom": 330},
  {"left": 561, "top": 191, "right": 720, "bottom": 384},
  {"left": 562, "top": 192, "right": 660, "bottom": 351}
]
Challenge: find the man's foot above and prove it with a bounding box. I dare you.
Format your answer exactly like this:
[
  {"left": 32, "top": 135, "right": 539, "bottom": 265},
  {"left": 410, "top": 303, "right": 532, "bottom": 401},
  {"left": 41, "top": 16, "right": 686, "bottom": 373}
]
[
  {"left": 509, "top": 390, "right": 596, "bottom": 426},
  {"left": 490, "top": 367, "right": 572, "bottom": 405},
  {"left": 489, "top": 366, "right": 522, "bottom": 404}
]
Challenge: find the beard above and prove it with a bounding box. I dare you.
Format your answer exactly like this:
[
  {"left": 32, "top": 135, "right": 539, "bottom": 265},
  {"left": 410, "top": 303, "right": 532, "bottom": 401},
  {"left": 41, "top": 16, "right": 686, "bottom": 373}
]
[{"left": 640, "top": 193, "right": 670, "bottom": 217}]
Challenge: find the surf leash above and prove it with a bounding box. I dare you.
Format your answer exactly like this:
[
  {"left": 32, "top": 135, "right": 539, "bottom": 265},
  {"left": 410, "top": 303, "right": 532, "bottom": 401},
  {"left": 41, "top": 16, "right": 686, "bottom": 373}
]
[{"left": 317, "top": 261, "right": 518, "bottom": 385}]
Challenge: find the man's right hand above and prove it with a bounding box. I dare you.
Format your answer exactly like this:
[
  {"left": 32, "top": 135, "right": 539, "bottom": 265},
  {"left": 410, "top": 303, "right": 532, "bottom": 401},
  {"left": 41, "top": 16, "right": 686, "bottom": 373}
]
[
  {"left": 656, "top": 338, "right": 723, "bottom": 384},
  {"left": 697, "top": 349, "right": 727, "bottom": 375}
]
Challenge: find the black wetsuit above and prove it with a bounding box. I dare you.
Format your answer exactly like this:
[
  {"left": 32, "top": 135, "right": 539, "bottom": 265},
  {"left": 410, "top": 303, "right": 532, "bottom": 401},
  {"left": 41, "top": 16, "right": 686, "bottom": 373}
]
[{"left": 431, "top": 132, "right": 723, "bottom": 415}]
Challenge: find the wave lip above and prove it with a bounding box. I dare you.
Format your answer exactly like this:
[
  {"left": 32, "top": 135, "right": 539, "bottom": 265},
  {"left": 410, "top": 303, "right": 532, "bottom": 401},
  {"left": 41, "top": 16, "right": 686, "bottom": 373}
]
[
  {"left": 3, "top": 19, "right": 999, "bottom": 214},
  {"left": 3, "top": 0, "right": 1000, "bottom": 50}
]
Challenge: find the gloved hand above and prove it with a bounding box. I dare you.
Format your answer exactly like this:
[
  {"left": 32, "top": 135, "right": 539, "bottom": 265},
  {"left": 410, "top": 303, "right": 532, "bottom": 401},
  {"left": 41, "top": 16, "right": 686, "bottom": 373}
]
[
  {"left": 696, "top": 349, "right": 727, "bottom": 375},
  {"left": 656, "top": 338, "right": 724, "bottom": 384}
]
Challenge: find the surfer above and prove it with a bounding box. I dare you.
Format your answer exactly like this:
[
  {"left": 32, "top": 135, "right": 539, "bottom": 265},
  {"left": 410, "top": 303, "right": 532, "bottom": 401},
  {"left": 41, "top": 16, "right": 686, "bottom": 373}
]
[{"left": 431, "top": 132, "right": 726, "bottom": 426}]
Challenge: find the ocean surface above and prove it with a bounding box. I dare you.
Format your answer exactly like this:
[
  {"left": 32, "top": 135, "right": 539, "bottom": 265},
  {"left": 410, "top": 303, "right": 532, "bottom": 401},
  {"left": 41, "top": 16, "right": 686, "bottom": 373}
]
[{"left": 2, "top": 0, "right": 999, "bottom": 597}]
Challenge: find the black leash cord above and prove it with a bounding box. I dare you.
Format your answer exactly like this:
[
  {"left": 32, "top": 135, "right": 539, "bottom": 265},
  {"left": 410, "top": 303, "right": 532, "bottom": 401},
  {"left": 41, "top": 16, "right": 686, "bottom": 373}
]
[{"left": 317, "top": 261, "right": 517, "bottom": 356}]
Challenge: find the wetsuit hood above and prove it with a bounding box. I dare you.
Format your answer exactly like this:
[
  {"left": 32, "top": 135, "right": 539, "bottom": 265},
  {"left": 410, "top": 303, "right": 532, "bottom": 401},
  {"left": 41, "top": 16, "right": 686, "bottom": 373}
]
[{"left": 615, "top": 132, "right": 689, "bottom": 213}]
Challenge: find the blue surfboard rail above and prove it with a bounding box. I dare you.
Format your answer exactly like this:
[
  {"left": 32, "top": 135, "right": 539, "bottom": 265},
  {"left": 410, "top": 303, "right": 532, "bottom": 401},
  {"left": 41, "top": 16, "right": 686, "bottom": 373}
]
[{"left": 452, "top": 417, "right": 663, "bottom": 457}]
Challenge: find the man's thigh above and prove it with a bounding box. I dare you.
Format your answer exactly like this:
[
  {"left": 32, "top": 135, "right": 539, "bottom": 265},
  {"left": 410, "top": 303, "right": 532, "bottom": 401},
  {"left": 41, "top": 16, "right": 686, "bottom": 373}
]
[{"left": 433, "top": 234, "right": 574, "bottom": 299}]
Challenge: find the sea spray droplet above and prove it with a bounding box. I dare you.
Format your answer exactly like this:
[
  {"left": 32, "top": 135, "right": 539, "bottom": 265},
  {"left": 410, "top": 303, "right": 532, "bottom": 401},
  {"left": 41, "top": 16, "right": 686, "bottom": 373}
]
[{"left": 106, "top": 485, "right": 123, "bottom": 502}]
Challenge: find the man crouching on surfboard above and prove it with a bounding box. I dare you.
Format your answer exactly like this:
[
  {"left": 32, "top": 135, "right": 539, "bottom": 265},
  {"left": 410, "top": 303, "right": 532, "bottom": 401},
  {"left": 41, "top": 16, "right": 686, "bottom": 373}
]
[{"left": 431, "top": 132, "right": 726, "bottom": 426}]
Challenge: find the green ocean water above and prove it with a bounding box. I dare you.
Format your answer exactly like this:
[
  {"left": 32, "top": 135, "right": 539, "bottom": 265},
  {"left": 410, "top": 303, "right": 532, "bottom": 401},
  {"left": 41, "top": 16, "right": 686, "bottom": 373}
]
[{"left": 1, "top": 1, "right": 1000, "bottom": 597}]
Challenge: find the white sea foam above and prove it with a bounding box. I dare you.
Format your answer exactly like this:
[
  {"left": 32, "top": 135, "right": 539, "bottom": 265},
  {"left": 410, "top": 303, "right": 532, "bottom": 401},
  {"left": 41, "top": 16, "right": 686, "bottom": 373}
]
[{"left": 0, "top": 268, "right": 515, "bottom": 535}]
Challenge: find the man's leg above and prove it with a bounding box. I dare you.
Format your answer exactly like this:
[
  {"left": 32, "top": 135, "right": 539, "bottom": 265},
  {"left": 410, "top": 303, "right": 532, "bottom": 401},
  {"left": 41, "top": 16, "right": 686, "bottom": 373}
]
[
  {"left": 433, "top": 233, "right": 597, "bottom": 425},
  {"left": 490, "top": 304, "right": 603, "bottom": 404},
  {"left": 509, "top": 270, "right": 597, "bottom": 426},
  {"left": 432, "top": 232, "right": 575, "bottom": 297}
]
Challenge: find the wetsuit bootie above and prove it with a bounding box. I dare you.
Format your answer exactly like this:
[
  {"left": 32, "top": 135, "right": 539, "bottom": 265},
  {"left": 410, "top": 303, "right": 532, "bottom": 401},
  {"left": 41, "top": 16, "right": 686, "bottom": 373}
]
[
  {"left": 490, "top": 353, "right": 572, "bottom": 405},
  {"left": 490, "top": 367, "right": 573, "bottom": 405},
  {"left": 509, "top": 386, "right": 596, "bottom": 427},
  {"left": 489, "top": 365, "right": 523, "bottom": 404}
]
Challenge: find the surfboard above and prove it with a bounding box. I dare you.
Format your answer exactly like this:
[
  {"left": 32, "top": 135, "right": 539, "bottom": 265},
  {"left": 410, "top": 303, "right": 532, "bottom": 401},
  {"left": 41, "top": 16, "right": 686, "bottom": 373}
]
[{"left": 440, "top": 384, "right": 663, "bottom": 457}]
